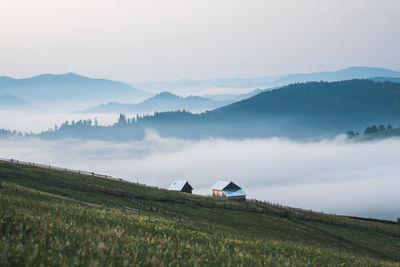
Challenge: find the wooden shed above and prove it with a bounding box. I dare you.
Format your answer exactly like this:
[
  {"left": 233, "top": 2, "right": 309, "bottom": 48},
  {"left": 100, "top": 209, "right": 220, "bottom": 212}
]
[
  {"left": 168, "top": 180, "right": 193, "bottom": 194},
  {"left": 211, "top": 180, "right": 246, "bottom": 200}
]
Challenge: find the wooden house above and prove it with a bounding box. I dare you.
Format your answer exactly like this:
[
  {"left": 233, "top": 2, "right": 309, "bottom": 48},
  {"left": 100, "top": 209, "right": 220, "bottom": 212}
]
[
  {"left": 168, "top": 180, "right": 193, "bottom": 194},
  {"left": 211, "top": 180, "right": 246, "bottom": 200}
]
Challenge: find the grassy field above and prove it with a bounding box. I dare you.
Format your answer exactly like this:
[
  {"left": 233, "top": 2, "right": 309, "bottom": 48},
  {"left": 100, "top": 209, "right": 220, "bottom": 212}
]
[{"left": 0, "top": 160, "right": 399, "bottom": 266}]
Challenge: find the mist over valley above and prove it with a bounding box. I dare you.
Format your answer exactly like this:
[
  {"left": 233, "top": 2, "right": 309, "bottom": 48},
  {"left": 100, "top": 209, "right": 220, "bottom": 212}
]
[{"left": 1, "top": 71, "right": 400, "bottom": 221}]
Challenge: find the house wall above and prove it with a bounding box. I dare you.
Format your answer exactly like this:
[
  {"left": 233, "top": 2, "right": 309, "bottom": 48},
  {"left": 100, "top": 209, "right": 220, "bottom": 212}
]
[
  {"left": 181, "top": 183, "right": 192, "bottom": 194},
  {"left": 212, "top": 189, "right": 226, "bottom": 198}
]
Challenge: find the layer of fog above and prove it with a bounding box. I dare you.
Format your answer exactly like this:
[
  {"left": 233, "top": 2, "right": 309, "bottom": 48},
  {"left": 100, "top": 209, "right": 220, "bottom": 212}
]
[
  {"left": 173, "top": 87, "right": 258, "bottom": 97},
  {"left": 1, "top": 133, "right": 399, "bottom": 220}
]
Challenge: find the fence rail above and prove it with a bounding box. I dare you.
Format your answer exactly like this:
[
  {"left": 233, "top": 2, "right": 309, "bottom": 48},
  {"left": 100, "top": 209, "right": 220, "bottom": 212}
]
[{"left": 0, "top": 157, "right": 157, "bottom": 189}]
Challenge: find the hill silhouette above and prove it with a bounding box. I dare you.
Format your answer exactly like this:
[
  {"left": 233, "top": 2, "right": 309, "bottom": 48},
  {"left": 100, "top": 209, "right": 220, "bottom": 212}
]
[
  {"left": 80, "top": 92, "right": 230, "bottom": 113},
  {"left": 131, "top": 66, "right": 400, "bottom": 95},
  {"left": 35, "top": 79, "right": 400, "bottom": 141},
  {"left": 0, "top": 73, "right": 150, "bottom": 105}
]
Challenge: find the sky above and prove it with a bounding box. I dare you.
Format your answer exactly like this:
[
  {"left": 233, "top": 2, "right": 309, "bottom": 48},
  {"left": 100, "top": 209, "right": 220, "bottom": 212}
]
[
  {"left": 1, "top": 0, "right": 400, "bottom": 82},
  {"left": 1, "top": 133, "right": 399, "bottom": 220}
]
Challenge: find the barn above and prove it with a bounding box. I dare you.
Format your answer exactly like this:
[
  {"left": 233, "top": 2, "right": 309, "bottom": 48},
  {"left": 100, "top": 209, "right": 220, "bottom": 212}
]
[
  {"left": 168, "top": 180, "right": 193, "bottom": 194},
  {"left": 211, "top": 180, "right": 246, "bottom": 200}
]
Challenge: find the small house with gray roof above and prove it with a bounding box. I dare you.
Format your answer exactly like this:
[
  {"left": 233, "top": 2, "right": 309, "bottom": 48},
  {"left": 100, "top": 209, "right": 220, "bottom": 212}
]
[
  {"left": 211, "top": 180, "right": 246, "bottom": 200},
  {"left": 168, "top": 180, "right": 193, "bottom": 194}
]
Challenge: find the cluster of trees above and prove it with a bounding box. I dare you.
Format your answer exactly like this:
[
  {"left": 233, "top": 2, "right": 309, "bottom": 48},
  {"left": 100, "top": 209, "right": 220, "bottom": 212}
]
[
  {"left": 347, "top": 124, "right": 398, "bottom": 138},
  {"left": 346, "top": 131, "right": 359, "bottom": 138},
  {"left": 0, "top": 129, "right": 21, "bottom": 138},
  {"left": 364, "top": 125, "right": 393, "bottom": 135},
  {"left": 54, "top": 112, "right": 190, "bottom": 130}
]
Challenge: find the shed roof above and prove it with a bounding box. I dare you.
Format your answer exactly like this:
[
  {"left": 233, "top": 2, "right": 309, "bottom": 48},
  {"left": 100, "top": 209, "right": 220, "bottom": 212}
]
[{"left": 168, "top": 180, "right": 192, "bottom": 191}]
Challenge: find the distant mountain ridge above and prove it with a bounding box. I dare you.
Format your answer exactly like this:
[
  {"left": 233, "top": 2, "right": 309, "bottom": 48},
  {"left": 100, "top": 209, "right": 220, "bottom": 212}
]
[
  {"left": 80, "top": 91, "right": 231, "bottom": 113},
  {"left": 271, "top": 66, "right": 400, "bottom": 86},
  {"left": 131, "top": 66, "right": 400, "bottom": 95},
  {"left": 0, "top": 94, "right": 31, "bottom": 109},
  {"left": 0, "top": 73, "right": 150, "bottom": 105},
  {"left": 38, "top": 79, "right": 400, "bottom": 141}
]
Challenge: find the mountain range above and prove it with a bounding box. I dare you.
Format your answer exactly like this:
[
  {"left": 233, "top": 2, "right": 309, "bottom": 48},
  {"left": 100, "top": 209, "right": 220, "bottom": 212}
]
[
  {"left": 79, "top": 92, "right": 231, "bottom": 114},
  {"left": 0, "top": 73, "right": 150, "bottom": 107},
  {"left": 2, "top": 66, "right": 400, "bottom": 112},
  {"left": 38, "top": 79, "right": 400, "bottom": 141},
  {"left": 130, "top": 66, "right": 400, "bottom": 95}
]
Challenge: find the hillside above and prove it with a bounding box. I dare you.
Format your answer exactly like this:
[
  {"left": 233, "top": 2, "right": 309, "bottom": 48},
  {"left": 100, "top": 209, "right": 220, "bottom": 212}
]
[
  {"left": 80, "top": 92, "right": 231, "bottom": 113},
  {"left": 197, "top": 79, "right": 400, "bottom": 138},
  {"left": 212, "top": 79, "right": 400, "bottom": 116},
  {"left": 0, "top": 73, "right": 150, "bottom": 105},
  {"left": 37, "top": 79, "right": 400, "bottom": 141},
  {"left": 0, "top": 159, "right": 399, "bottom": 266}
]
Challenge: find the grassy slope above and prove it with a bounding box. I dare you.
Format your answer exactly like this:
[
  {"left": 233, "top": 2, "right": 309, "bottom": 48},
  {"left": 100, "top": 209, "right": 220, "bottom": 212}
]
[{"left": 0, "top": 160, "right": 399, "bottom": 266}]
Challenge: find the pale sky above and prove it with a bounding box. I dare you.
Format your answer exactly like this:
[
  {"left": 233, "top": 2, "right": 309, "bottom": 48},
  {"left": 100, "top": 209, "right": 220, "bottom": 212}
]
[{"left": 1, "top": 0, "right": 399, "bottom": 82}]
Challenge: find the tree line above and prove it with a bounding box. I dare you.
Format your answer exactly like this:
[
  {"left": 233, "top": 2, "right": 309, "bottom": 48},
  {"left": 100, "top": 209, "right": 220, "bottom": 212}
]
[{"left": 347, "top": 124, "right": 397, "bottom": 137}]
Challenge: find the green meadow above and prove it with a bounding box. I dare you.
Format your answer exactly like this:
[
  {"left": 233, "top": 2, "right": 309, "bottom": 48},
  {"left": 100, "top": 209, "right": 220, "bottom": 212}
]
[{"left": 0, "top": 160, "right": 399, "bottom": 266}]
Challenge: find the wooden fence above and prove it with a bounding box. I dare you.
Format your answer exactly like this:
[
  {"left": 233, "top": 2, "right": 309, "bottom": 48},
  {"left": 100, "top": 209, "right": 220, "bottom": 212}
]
[{"left": 0, "top": 157, "right": 156, "bottom": 189}]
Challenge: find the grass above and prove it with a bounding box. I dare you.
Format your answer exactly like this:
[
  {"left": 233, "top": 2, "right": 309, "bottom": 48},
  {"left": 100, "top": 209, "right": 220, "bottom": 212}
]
[{"left": 0, "top": 160, "right": 400, "bottom": 266}]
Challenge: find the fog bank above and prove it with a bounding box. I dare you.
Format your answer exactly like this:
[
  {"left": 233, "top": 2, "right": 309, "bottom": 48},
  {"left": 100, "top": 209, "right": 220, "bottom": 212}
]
[{"left": 0, "top": 134, "right": 399, "bottom": 220}]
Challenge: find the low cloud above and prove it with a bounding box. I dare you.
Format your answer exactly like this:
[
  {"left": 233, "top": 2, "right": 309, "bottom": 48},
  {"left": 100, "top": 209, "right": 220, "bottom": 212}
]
[{"left": 1, "top": 134, "right": 399, "bottom": 220}]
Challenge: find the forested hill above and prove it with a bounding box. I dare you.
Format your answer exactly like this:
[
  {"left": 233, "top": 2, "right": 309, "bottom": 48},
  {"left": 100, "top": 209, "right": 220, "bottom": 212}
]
[
  {"left": 211, "top": 79, "right": 400, "bottom": 119},
  {"left": 37, "top": 79, "right": 400, "bottom": 141}
]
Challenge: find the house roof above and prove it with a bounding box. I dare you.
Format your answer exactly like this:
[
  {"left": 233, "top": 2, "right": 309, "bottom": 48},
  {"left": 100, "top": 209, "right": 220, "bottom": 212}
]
[
  {"left": 223, "top": 189, "right": 247, "bottom": 197},
  {"left": 211, "top": 180, "right": 241, "bottom": 191},
  {"left": 168, "top": 180, "right": 192, "bottom": 191},
  {"left": 211, "top": 180, "right": 231, "bottom": 190},
  {"left": 211, "top": 180, "right": 246, "bottom": 197}
]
